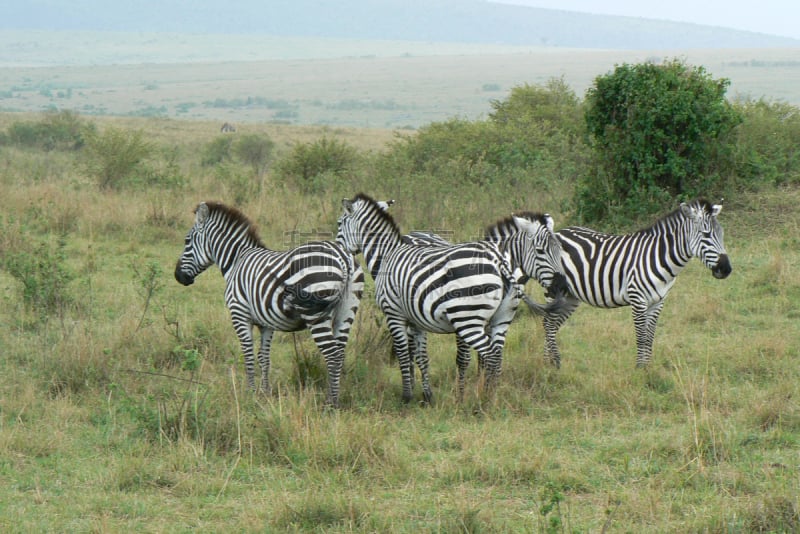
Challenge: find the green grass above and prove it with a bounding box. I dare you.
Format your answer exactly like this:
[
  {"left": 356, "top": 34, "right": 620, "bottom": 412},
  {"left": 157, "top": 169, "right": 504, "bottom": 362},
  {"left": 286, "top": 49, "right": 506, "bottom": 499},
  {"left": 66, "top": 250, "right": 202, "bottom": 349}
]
[{"left": 1, "top": 114, "right": 799, "bottom": 532}]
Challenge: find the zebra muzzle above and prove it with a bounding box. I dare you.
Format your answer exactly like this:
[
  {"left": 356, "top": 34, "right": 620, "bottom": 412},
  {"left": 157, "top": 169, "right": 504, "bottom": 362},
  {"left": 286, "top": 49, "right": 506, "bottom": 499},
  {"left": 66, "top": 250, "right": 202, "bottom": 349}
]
[
  {"left": 712, "top": 254, "right": 732, "bottom": 279},
  {"left": 175, "top": 267, "right": 195, "bottom": 286}
]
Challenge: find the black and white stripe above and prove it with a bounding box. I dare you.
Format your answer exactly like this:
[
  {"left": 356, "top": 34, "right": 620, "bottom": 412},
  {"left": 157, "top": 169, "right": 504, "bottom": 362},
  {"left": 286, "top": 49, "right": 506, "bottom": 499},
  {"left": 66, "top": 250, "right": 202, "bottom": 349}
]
[
  {"left": 543, "top": 199, "right": 732, "bottom": 367},
  {"left": 399, "top": 214, "right": 569, "bottom": 386},
  {"left": 337, "top": 193, "right": 563, "bottom": 402},
  {"left": 175, "top": 201, "right": 364, "bottom": 407}
]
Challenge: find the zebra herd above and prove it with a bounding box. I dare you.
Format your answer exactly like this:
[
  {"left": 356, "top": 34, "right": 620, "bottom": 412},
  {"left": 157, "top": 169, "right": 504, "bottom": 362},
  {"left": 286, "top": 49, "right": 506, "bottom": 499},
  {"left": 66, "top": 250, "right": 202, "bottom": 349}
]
[{"left": 175, "top": 193, "right": 731, "bottom": 407}]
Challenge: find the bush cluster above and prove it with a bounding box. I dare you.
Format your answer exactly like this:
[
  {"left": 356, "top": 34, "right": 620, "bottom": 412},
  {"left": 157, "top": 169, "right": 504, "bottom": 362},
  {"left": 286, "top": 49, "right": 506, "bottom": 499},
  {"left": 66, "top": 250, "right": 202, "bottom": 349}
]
[
  {"left": 1, "top": 110, "right": 91, "bottom": 151},
  {"left": 3, "top": 58, "right": 800, "bottom": 228}
]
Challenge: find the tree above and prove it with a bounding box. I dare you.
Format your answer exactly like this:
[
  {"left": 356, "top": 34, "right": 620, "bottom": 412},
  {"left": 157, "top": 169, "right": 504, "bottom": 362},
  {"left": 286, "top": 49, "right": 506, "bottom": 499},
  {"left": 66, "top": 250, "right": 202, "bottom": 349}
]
[{"left": 578, "top": 59, "right": 741, "bottom": 226}]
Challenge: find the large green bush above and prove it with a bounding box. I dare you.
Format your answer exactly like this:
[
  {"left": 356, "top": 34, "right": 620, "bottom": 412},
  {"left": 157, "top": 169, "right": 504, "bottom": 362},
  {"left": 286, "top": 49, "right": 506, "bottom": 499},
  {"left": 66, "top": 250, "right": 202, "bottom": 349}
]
[
  {"left": 578, "top": 59, "right": 742, "bottom": 227},
  {"left": 277, "top": 137, "right": 360, "bottom": 193}
]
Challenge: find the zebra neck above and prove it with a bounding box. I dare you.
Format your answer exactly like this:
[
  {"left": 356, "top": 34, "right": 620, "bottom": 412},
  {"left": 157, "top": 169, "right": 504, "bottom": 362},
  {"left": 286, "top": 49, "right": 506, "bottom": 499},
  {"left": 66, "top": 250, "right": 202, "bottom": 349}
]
[
  {"left": 362, "top": 232, "right": 401, "bottom": 280},
  {"left": 212, "top": 232, "right": 260, "bottom": 278},
  {"left": 650, "top": 217, "right": 693, "bottom": 275}
]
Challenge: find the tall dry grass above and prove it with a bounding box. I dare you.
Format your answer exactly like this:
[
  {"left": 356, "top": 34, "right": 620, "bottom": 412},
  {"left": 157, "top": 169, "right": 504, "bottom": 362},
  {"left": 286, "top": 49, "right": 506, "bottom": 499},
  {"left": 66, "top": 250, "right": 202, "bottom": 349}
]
[{"left": 0, "top": 114, "right": 798, "bottom": 532}]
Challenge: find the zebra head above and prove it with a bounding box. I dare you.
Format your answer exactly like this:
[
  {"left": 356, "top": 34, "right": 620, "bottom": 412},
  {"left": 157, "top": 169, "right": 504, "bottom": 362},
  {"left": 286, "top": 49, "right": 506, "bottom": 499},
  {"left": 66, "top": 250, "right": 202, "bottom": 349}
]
[
  {"left": 337, "top": 197, "right": 367, "bottom": 254},
  {"left": 175, "top": 202, "right": 216, "bottom": 286},
  {"left": 338, "top": 194, "right": 400, "bottom": 255},
  {"left": 680, "top": 199, "right": 732, "bottom": 279},
  {"left": 511, "top": 213, "right": 568, "bottom": 294}
]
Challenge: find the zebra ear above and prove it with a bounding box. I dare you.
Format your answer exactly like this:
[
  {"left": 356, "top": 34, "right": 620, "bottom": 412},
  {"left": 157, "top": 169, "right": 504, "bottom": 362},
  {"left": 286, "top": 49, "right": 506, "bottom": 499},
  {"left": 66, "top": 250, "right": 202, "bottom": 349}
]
[
  {"left": 679, "top": 202, "right": 698, "bottom": 221},
  {"left": 512, "top": 214, "right": 536, "bottom": 235},
  {"left": 342, "top": 198, "right": 355, "bottom": 214},
  {"left": 195, "top": 202, "right": 210, "bottom": 225},
  {"left": 711, "top": 203, "right": 723, "bottom": 217},
  {"left": 544, "top": 214, "right": 554, "bottom": 232},
  {"left": 376, "top": 199, "right": 395, "bottom": 211}
]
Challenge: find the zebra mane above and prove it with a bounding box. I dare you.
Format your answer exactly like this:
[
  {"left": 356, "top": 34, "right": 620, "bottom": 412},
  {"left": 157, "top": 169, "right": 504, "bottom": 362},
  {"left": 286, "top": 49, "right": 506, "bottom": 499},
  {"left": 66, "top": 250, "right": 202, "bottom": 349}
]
[
  {"left": 202, "top": 201, "right": 266, "bottom": 248},
  {"left": 639, "top": 198, "right": 714, "bottom": 234},
  {"left": 352, "top": 192, "right": 403, "bottom": 237},
  {"left": 484, "top": 211, "right": 550, "bottom": 240}
]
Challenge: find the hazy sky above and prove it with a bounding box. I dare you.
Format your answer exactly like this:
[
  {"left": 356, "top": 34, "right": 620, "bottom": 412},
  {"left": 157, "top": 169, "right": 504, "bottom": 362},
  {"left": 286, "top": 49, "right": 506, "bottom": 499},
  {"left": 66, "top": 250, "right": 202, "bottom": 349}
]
[{"left": 493, "top": 0, "right": 800, "bottom": 40}]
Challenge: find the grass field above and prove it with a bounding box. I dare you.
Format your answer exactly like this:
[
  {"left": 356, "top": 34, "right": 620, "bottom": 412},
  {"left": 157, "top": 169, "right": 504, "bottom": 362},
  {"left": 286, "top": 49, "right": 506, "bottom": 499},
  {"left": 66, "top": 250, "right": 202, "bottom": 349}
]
[
  {"left": 0, "top": 105, "right": 798, "bottom": 532},
  {"left": 2, "top": 31, "right": 800, "bottom": 128}
]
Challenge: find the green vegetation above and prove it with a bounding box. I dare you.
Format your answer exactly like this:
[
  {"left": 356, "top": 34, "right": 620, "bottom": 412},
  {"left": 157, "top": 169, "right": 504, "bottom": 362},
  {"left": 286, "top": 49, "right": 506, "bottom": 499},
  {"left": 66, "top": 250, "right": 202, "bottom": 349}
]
[
  {"left": 579, "top": 60, "right": 742, "bottom": 225},
  {"left": 81, "top": 126, "right": 155, "bottom": 189},
  {"left": 1, "top": 60, "right": 800, "bottom": 531}
]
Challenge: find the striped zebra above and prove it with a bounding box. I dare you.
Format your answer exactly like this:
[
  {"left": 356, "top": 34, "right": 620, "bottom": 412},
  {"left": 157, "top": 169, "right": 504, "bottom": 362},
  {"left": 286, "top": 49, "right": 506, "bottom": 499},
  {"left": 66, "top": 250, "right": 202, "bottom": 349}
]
[
  {"left": 337, "top": 193, "right": 565, "bottom": 403},
  {"left": 378, "top": 200, "right": 567, "bottom": 312},
  {"left": 392, "top": 212, "right": 569, "bottom": 382},
  {"left": 543, "top": 199, "right": 732, "bottom": 368},
  {"left": 174, "top": 201, "right": 364, "bottom": 407}
]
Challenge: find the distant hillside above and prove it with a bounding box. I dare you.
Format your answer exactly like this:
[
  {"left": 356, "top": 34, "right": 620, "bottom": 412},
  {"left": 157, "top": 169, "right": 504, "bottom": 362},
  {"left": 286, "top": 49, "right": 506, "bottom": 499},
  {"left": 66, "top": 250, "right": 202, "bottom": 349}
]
[{"left": 5, "top": 0, "right": 799, "bottom": 50}]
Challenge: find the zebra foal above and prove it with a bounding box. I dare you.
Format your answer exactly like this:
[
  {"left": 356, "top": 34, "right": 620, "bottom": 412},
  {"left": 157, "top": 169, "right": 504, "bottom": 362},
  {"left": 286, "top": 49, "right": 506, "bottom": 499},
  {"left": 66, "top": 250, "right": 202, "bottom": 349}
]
[
  {"left": 543, "top": 199, "right": 732, "bottom": 368},
  {"left": 337, "top": 193, "right": 565, "bottom": 403},
  {"left": 174, "top": 201, "right": 364, "bottom": 407}
]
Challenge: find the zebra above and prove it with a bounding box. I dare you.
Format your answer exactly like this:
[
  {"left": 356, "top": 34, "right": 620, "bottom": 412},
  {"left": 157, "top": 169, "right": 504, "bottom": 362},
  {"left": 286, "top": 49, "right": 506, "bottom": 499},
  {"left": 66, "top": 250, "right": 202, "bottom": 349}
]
[
  {"left": 336, "top": 193, "right": 565, "bottom": 403},
  {"left": 377, "top": 199, "right": 567, "bottom": 311},
  {"left": 542, "top": 199, "right": 732, "bottom": 368},
  {"left": 388, "top": 209, "right": 569, "bottom": 382},
  {"left": 174, "top": 201, "right": 364, "bottom": 407},
  {"left": 220, "top": 122, "right": 236, "bottom": 133}
]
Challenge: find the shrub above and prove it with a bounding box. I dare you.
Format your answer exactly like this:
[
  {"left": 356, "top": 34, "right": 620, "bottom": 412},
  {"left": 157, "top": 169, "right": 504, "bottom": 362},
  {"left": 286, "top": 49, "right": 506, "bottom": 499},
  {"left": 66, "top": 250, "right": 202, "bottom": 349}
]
[
  {"left": 3, "top": 233, "right": 75, "bottom": 321},
  {"left": 277, "top": 137, "right": 360, "bottom": 193},
  {"left": 81, "top": 126, "right": 154, "bottom": 189},
  {"left": 201, "top": 136, "right": 234, "bottom": 167},
  {"left": 233, "top": 133, "right": 275, "bottom": 178},
  {"left": 722, "top": 98, "right": 800, "bottom": 191},
  {"left": 578, "top": 59, "right": 742, "bottom": 227},
  {"left": 3, "top": 110, "right": 92, "bottom": 151}
]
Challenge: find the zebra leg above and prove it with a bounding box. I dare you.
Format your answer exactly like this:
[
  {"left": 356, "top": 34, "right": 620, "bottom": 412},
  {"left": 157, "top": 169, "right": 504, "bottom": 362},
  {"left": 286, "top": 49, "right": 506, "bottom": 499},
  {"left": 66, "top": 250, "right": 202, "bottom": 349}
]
[
  {"left": 307, "top": 319, "right": 346, "bottom": 408},
  {"left": 411, "top": 329, "right": 433, "bottom": 405},
  {"left": 453, "top": 326, "right": 495, "bottom": 392},
  {"left": 455, "top": 337, "right": 471, "bottom": 400},
  {"left": 542, "top": 295, "right": 580, "bottom": 368},
  {"left": 481, "top": 289, "right": 518, "bottom": 388},
  {"left": 232, "top": 315, "right": 258, "bottom": 390},
  {"left": 479, "top": 345, "right": 504, "bottom": 393},
  {"left": 631, "top": 300, "right": 665, "bottom": 367},
  {"left": 256, "top": 326, "right": 274, "bottom": 394},
  {"left": 385, "top": 316, "right": 415, "bottom": 403},
  {"left": 406, "top": 326, "right": 417, "bottom": 391}
]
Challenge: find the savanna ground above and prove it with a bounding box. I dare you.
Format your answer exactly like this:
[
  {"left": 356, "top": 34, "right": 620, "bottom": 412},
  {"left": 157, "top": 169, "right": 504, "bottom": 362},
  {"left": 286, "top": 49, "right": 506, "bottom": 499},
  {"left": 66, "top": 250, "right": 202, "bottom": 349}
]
[
  {"left": 2, "top": 32, "right": 800, "bottom": 128},
  {"left": 1, "top": 40, "right": 799, "bottom": 532}
]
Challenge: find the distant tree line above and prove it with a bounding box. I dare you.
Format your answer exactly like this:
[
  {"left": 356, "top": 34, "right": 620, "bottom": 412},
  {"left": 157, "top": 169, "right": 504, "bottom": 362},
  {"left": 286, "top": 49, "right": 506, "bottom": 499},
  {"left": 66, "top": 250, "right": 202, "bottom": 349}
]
[{"left": 2, "top": 58, "right": 799, "bottom": 228}]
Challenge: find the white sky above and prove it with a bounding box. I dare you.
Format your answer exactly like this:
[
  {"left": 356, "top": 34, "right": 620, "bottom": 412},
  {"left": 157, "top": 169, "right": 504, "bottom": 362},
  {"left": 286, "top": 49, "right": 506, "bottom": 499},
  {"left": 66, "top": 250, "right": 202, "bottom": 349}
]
[{"left": 492, "top": 0, "right": 800, "bottom": 40}]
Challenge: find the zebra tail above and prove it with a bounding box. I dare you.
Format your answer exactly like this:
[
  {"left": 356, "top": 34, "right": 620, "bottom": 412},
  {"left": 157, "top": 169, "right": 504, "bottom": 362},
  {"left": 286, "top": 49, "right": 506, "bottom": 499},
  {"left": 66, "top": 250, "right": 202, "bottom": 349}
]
[
  {"left": 521, "top": 292, "right": 569, "bottom": 317},
  {"left": 284, "top": 284, "right": 341, "bottom": 322}
]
